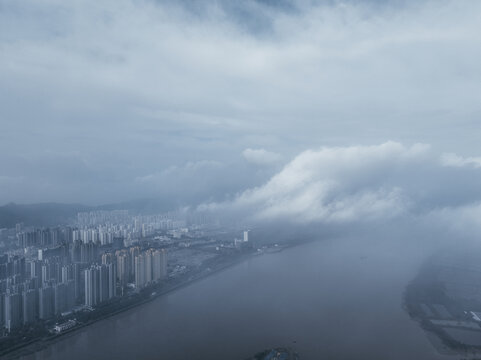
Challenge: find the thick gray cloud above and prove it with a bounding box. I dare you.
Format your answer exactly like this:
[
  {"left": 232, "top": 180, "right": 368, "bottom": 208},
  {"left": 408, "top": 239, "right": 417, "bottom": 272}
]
[
  {"left": 209, "top": 142, "right": 422, "bottom": 222},
  {"left": 1, "top": 0, "right": 481, "bottom": 206},
  {"left": 202, "top": 142, "right": 481, "bottom": 242}
]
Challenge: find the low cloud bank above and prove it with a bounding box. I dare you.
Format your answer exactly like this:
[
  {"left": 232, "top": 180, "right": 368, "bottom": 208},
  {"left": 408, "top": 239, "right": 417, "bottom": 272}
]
[{"left": 201, "top": 142, "right": 481, "bottom": 236}]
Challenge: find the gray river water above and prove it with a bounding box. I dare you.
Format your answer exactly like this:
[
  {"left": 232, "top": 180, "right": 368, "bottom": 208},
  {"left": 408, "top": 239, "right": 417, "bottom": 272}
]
[{"left": 18, "top": 235, "right": 456, "bottom": 360}]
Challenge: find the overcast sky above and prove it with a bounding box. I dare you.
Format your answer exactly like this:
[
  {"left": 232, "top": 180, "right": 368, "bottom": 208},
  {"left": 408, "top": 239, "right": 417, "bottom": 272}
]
[{"left": 1, "top": 0, "right": 481, "bottom": 229}]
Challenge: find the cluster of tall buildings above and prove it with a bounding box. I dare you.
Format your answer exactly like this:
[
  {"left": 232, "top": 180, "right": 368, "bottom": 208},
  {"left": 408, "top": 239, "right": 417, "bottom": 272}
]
[
  {"left": 0, "top": 210, "right": 188, "bottom": 333},
  {"left": 0, "top": 244, "right": 168, "bottom": 332},
  {"left": 0, "top": 255, "right": 79, "bottom": 331},
  {"left": 101, "top": 248, "right": 167, "bottom": 290},
  {"left": 17, "top": 226, "right": 128, "bottom": 248},
  {"left": 15, "top": 210, "right": 194, "bottom": 252},
  {"left": 75, "top": 210, "right": 188, "bottom": 242},
  {"left": 84, "top": 263, "right": 116, "bottom": 307},
  {"left": 134, "top": 249, "right": 168, "bottom": 289},
  {"left": 16, "top": 226, "right": 125, "bottom": 248},
  {"left": 17, "top": 227, "right": 73, "bottom": 248}
]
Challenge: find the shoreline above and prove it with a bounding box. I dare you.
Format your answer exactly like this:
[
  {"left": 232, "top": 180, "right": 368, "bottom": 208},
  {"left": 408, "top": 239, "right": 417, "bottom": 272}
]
[
  {"left": 403, "top": 245, "right": 481, "bottom": 358},
  {"left": 2, "top": 243, "right": 298, "bottom": 359}
]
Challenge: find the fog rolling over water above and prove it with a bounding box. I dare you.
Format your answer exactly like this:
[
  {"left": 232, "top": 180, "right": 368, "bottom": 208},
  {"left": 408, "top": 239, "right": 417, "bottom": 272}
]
[{"left": 18, "top": 227, "right": 456, "bottom": 360}]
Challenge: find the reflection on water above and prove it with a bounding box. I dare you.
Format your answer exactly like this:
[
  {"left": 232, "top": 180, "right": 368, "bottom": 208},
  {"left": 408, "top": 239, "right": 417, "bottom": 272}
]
[{"left": 19, "top": 236, "right": 456, "bottom": 360}]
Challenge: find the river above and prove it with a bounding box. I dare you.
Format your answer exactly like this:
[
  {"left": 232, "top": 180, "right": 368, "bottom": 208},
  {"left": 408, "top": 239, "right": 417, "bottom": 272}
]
[{"left": 18, "top": 234, "right": 456, "bottom": 360}]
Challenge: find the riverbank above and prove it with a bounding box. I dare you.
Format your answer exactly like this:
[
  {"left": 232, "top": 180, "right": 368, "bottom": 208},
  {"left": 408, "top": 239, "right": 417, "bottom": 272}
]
[
  {"left": 1, "top": 243, "right": 296, "bottom": 360},
  {"left": 7, "top": 234, "right": 450, "bottom": 360},
  {"left": 404, "top": 246, "right": 481, "bottom": 357}
]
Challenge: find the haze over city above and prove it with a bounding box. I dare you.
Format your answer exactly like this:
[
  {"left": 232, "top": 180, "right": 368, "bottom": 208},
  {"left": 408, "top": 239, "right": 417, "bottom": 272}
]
[{"left": 2, "top": 1, "right": 481, "bottom": 359}]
